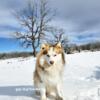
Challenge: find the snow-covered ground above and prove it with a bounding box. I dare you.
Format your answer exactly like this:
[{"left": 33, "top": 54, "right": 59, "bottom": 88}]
[{"left": 0, "top": 51, "right": 100, "bottom": 100}]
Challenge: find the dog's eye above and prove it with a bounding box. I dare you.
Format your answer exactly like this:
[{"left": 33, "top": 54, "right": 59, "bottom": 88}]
[
  {"left": 54, "top": 54, "right": 57, "bottom": 57},
  {"left": 47, "top": 54, "right": 50, "bottom": 57}
]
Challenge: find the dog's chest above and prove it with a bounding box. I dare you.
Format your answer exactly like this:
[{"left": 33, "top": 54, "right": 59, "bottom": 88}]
[
  {"left": 42, "top": 72, "right": 60, "bottom": 85},
  {"left": 40, "top": 65, "right": 62, "bottom": 85}
]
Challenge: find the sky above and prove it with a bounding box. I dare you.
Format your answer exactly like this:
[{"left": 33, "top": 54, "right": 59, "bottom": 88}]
[
  {"left": 0, "top": 38, "right": 32, "bottom": 53},
  {"left": 0, "top": 0, "right": 100, "bottom": 52}
]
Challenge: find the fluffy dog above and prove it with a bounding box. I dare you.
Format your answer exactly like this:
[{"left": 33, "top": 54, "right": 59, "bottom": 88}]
[{"left": 33, "top": 43, "right": 65, "bottom": 100}]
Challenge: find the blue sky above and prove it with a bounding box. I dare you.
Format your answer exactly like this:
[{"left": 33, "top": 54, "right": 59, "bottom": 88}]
[
  {"left": 0, "top": 0, "right": 100, "bottom": 52},
  {"left": 0, "top": 38, "right": 32, "bottom": 53}
]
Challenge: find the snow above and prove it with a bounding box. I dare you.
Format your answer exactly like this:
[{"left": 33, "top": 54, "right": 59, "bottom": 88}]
[{"left": 0, "top": 51, "right": 100, "bottom": 100}]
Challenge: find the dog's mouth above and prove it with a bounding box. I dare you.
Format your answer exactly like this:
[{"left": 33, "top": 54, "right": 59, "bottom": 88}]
[{"left": 45, "top": 62, "right": 54, "bottom": 68}]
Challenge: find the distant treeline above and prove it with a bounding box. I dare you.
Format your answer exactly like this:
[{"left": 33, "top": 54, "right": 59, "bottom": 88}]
[
  {"left": 0, "top": 42, "right": 100, "bottom": 59},
  {"left": 0, "top": 52, "right": 33, "bottom": 59},
  {"left": 66, "top": 42, "right": 100, "bottom": 54}
]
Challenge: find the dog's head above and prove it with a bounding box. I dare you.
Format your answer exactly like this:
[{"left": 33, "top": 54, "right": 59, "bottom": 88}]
[{"left": 40, "top": 42, "right": 65, "bottom": 66}]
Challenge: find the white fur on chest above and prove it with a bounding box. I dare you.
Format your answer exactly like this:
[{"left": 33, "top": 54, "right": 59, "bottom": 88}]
[{"left": 40, "top": 63, "right": 63, "bottom": 86}]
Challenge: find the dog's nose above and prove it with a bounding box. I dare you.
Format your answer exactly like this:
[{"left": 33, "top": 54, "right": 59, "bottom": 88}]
[{"left": 50, "top": 61, "right": 54, "bottom": 64}]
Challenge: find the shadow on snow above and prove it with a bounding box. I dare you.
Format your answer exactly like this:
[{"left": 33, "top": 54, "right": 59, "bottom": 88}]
[{"left": 0, "top": 85, "right": 39, "bottom": 99}]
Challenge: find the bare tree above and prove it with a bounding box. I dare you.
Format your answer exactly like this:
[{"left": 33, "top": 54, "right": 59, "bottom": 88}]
[
  {"left": 13, "top": 0, "right": 54, "bottom": 56},
  {"left": 44, "top": 27, "right": 68, "bottom": 50},
  {"left": 53, "top": 29, "right": 68, "bottom": 47}
]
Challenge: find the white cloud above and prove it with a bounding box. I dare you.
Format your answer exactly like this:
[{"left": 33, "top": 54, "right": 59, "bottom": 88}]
[{"left": 0, "top": 0, "right": 100, "bottom": 44}]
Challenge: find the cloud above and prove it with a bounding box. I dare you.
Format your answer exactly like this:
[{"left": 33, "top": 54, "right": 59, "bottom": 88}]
[
  {"left": 0, "top": 0, "right": 30, "bottom": 37},
  {"left": 0, "top": 0, "right": 100, "bottom": 44},
  {"left": 49, "top": 0, "right": 100, "bottom": 44},
  {"left": 0, "top": 0, "right": 26, "bottom": 10},
  {"left": 50, "top": 0, "right": 100, "bottom": 32}
]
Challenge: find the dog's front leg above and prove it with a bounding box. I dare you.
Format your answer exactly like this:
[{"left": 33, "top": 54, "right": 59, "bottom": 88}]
[
  {"left": 55, "top": 83, "right": 64, "bottom": 100},
  {"left": 40, "top": 84, "right": 47, "bottom": 100}
]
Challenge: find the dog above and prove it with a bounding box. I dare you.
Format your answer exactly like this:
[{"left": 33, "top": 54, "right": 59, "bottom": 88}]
[{"left": 33, "top": 42, "right": 65, "bottom": 100}]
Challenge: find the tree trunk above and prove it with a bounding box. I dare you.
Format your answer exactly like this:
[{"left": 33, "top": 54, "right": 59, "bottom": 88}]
[
  {"left": 33, "top": 48, "right": 36, "bottom": 57},
  {"left": 32, "top": 42, "right": 36, "bottom": 57}
]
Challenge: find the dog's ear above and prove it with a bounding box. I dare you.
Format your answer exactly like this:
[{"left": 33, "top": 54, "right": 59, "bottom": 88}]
[
  {"left": 40, "top": 43, "right": 49, "bottom": 50},
  {"left": 55, "top": 42, "right": 63, "bottom": 53},
  {"left": 56, "top": 42, "right": 62, "bottom": 48},
  {"left": 41, "top": 43, "right": 46, "bottom": 50}
]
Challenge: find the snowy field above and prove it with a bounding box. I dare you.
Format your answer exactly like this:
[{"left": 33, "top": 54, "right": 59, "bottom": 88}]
[{"left": 0, "top": 51, "right": 100, "bottom": 100}]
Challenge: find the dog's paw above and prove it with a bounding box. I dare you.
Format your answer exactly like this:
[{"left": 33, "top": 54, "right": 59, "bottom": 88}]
[
  {"left": 40, "top": 96, "right": 47, "bottom": 100},
  {"left": 56, "top": 96, "right": 63, "bottom": 100},
  {"left": 40, "top": 97, "right": 47, "bottom": 100}
]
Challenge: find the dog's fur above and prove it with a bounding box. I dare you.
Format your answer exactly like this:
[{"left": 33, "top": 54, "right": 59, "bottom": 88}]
[{"left": 33, "top": 43, "right": 65, "bottom": 100}]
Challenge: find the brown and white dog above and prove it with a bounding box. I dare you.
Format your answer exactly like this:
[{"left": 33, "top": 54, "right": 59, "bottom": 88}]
[{"left": 33, "top": 43, "right": 65, "bottom": 100}]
